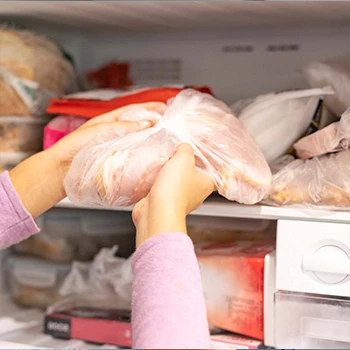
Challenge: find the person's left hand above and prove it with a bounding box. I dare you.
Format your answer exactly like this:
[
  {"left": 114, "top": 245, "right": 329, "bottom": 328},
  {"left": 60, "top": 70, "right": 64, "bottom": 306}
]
[{"left": 51, "top": 102, "right": 166, "bottom": 182}]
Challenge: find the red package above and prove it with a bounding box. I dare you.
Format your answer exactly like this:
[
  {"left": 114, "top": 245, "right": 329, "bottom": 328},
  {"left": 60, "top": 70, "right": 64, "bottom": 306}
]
[
  {"left": 47, "top": 86, "right": 213, "bottom": 118},
  {"left": 196, "top": 240, "right": 275, "bottom": 340},
  {"left": 86, "top": 62, "right": 132, "bottom": 90},
  {"left": 44, "top": 307, "right": 131, "bottom": 347},
  {"left": 43, "top": 115, "right": 87, "bottom": 149}
]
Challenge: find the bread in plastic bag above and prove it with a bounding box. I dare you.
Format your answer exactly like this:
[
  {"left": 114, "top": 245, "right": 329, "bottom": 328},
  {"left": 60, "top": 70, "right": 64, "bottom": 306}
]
[
  {"left": 65, "top": 89, "right": 272, "bottom": 207},
  {"left": 0, "top": 26, "right": 76, "bottom": 116},
  {"left": 294, "top": 108, "right": 350, "bottom": 159},
  {"left": 266, "top": 150, "right": 350, "bottom": 208},
  {"left": 231, "top": 87, "right": 334, "bottom": 164},
  {"left": 302, "top": 54, "right": 350, "bottom": 117}
]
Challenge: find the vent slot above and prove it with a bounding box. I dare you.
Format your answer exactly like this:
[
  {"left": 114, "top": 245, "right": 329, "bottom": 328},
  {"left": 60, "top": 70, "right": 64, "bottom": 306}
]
[
  {"left": 266, "top": 44, "right": 299, "bottom": 52},
  {"left": 222, "top": 45, "right": 254, "bottom": 53},
  {"left": 130, "top": 59, "right": 181, "bottom": 81}
]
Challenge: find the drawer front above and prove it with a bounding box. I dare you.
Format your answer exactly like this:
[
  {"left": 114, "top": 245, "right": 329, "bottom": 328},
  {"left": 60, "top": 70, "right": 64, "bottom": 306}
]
[{"left": 276, "top": 220, "right": 350, "bottom": 297}]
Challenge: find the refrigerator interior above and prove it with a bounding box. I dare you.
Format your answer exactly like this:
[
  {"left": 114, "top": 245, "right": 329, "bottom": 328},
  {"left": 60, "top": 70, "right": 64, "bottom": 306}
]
[{"left": 0, "top": 1, "right": 349, "bottom": 348}]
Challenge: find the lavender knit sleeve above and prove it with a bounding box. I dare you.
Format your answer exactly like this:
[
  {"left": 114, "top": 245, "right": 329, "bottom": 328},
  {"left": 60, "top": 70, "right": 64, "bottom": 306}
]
[{"left": 0, "top": 171, "right": 39, "bottom": 249}]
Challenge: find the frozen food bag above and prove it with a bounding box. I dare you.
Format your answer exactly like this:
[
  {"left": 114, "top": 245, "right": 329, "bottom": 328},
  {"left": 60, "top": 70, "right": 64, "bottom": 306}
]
[
  {"left": 294, "top": 108, "right": 350, "bottom": 159},
  {"left": 231, "top": 87, "right": 334, "bottom": 164},
  {"left": 65, "top": 89, "right": 272, "bottom": 208},
  {"left": 265, "top": 150, "right": 350, "bottom": 208},
  {"left": 0, "top": 26, "right": 76, "bottom": 116},
  {"left": 44, "top": 115, "right": 87, "bottom": 149},
  {"left": 302, "top": 54, "right": 350, "bottom": 117}
]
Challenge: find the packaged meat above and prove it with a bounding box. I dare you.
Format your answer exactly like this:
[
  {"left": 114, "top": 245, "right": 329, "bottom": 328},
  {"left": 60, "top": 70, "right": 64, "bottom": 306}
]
[
  {"left": 294, "top": 108, "right": 350, "bottom": 159},
  {"left": 43, "top": 115, "right": 87, "bottom": 150},
  {"left": 302, "top": 54, "right": 350, "bottom": 117},
  {"left": 5, "top": 255, "right": 71, "bottom": 309},
  {"left": 0, "top": 117, "right": 47, "bottom": 153},
  {"left": 13, "top": 208, "right": 135, "bottom": 262},
  {"left": 0, "top": 27, "right": 76, "bottom": 116},
  {"left": 47, "top": 86, "right": 213, "bottom": 118},
  {"left": 196, "top": 241, "right": 275, "bottom": 340},
  {"left": 65, "top": 89, "right": 272, "bottom": 208},
  {"left": 231, "top": 87, "right": 334, "bottom": 164},
  {"left": 266, "top": 150, "right": 350, "bottom": 208}
]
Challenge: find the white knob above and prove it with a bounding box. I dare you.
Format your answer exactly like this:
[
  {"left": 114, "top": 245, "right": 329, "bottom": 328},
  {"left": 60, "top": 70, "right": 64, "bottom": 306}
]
[{"left": 302, "top": 245, "right": 350, "bottom": 284}]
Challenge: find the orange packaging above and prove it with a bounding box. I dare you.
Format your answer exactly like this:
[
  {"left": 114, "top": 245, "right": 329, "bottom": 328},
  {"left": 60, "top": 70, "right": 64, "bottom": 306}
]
[{"left": 196, "top": 240, "right": 275, "bottom": 340}]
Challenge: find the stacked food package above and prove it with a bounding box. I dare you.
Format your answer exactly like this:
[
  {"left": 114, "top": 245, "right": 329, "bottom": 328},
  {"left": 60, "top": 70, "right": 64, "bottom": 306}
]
[
  {"left": 5, "top": 208, "right": 136, "bottom": 309},
  {"left": 0, "top": 25, "right": 76, "bottom": 172}
]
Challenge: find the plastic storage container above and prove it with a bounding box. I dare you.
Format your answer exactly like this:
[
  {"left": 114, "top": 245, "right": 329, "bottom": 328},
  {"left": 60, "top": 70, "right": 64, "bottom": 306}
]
[
  {"left": 275, "top": 291, "right": 350, "bottom": 349},
  {"left": 13, "top": 208, "right": 136, "bottom": 262},
  {"left": 5, "top": 255, "right": 71, "bottom": 309},
  {"left": 0, "top": 117, "right": 47, "bottom": 153}
]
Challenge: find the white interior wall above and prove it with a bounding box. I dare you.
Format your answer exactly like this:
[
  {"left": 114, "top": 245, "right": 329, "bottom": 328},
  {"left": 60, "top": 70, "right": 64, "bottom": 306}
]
[{"left": 34, "top": 26, "right": 349, "bottom": 105}]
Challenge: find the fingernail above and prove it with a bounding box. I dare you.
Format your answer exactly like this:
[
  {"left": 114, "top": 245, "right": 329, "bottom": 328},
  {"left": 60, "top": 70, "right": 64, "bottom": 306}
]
[{"left": 138, "top": 120, "right": 152, "bottom": 128}]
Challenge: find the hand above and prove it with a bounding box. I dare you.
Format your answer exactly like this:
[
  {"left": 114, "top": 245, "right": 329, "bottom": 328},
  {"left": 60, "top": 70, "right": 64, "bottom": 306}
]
[
  {"left": 51, "top": 102, "right": 166, "bottom": 181},
  {"left": 132, "top": 144, "right": 215, "bottom": 247},
  {"left": 9, "top": 102, "right": 165, "bottom": 218}
]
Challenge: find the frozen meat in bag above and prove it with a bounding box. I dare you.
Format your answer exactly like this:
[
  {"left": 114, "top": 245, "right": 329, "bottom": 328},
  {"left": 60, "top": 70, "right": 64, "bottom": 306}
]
[
  {"left": 65, "top": 89, "right": 272, "bottom": 208},
  {"left": 294, "top": 108, "right": 350, "bottom": 159}
]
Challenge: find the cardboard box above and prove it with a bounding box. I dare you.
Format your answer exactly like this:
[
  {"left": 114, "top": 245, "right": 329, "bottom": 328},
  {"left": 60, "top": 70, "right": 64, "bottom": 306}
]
[
  {"left": 44, "top": 307, "right": 131, "bottom": 347},
  {"left": 196, "top": 241, "right": 275, "bottom": 340},
  {"left": 211, "top": 333, "right": 263, "bottom": 349}
]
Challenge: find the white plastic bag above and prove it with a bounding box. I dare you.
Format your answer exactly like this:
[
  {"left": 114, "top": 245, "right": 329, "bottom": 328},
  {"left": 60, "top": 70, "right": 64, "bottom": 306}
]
[
  {"left": 294, "top": 108, "right": 350, "bottom": 159},
  {"left": 231, "top": 87, "right": 334, "bottom": 164},
  {"left": 55, "top": 246, "right": 133, "bottom": 312},
  {"left": 265, "top": 150, "right": 350, "bottom": 209},
  {"left": 65, "top": 89, "right": 271, "bottom": 207},
  {"left": 302, "top": 54, "right": 350, "bottom": 117}
]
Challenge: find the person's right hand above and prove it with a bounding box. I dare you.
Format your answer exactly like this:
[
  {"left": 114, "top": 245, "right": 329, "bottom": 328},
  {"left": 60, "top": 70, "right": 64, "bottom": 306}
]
[{"left": 132, "top": 144, "right": 215, "bottom": 247}]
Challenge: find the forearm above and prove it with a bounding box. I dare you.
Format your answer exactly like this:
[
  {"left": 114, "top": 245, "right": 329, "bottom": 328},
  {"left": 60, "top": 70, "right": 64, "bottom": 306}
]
[
  {"left": 132, "top": 232, "right": 210, "bottom": 349},
  {"left": 9, "top": 148, "right": 65, "bottom": 218}
]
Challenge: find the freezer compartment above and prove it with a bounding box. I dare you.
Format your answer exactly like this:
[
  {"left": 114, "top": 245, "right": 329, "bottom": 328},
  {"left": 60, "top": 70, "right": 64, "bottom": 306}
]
[
  {"left": 13, "top": 208, "right": 136, "bottom": 262},
  {"left": 275, "top": 291, "right": 350, "bottom": 349},
  {"left": 5, "top": 255, "right": 71, "bottom": 309}
]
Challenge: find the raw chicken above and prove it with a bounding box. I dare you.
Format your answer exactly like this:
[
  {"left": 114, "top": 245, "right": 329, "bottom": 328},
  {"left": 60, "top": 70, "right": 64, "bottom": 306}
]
[
  {"left": 294, "top": 108, "right": 350, "bottom": 159},
  {"left": 65, "top": 89, "right": 271, "bottom": 208}
]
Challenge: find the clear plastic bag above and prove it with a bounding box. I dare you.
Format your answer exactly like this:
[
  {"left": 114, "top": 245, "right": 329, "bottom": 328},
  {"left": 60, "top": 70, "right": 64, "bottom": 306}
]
[
  {"left": 265, "top": 150, "right": 350, "bottom": 209},
  {"left": 232, "top": 87, "right": 334, "bottom": 164},
  {"left": 294, "top": 108, "right": 350, "bottom": 159},
  {"left": 302, "top": 54, "right": 350, "bottom": 117},
  {"left": 65, "top": 89, "right": 271, "bottom": 207},
  {"left": 48, "top": 246, "right": 133, "bottom": 313}
]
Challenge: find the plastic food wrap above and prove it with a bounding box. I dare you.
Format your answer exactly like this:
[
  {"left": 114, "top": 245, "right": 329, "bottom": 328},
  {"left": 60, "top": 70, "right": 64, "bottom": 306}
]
[
  {"left": 43, "top": 115, "right": 87, "bottom": 150},
  {"left": 0, "top": 27, "right": 75, "bottom": 116},
  {"left": 65, "top": 89, "right": 272, "bottom": 208},
  {"left": 0, "top": 116, "right": 46, "bottom": 153},
  {"left": 266, "top": 150, "right": 350, "bottom": 208},
  {"left": 294, "top": 108, "right": 350, "bottom": 159},
  {"left": 232, "top": 87, "right": 334, "bottom": 164},
  {"left": 302, "top": 54, "right": 350, "bottom": 117}
]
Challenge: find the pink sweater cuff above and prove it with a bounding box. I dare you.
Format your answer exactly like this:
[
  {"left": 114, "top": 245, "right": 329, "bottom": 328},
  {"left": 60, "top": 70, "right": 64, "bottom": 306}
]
[
  {"left": 0, "top": 171, "right": 39, "bottom": 249},
  {"left": 132, "top": 232, "right": 210, "bottom": 349}
]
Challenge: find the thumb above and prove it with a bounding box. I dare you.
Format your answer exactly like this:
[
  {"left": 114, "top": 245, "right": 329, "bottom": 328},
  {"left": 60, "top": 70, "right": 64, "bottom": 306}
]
[{"left": 89, "top": 120, "right": 152, "bottom": 135}]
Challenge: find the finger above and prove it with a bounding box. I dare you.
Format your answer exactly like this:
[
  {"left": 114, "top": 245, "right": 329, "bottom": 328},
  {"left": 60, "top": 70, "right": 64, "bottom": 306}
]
[
  {"left": 171, "top": 143, "right": 195, "bottom": 167},
  {"left": 195, "top": 171, "right": 216, "bottom": 194},
  {"left": 83, "top": 102, "right": 166, "bottom": 128},
  {"left": 86, "top": 120, "right": 152, "bottom": 136}
]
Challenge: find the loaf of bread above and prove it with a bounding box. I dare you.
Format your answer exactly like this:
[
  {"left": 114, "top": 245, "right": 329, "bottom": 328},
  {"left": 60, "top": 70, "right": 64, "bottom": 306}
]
[
  {"left": 267, "top": 150, "right": 350, "bottom": 207},
  {"left": 0, "top": 27, "right": 75, "bottom": 115}
]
